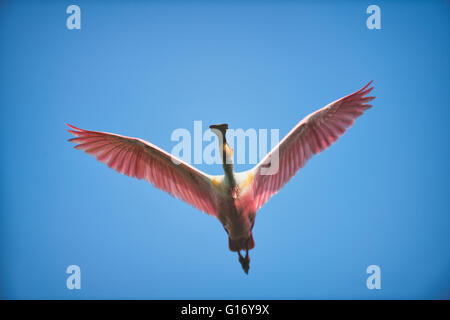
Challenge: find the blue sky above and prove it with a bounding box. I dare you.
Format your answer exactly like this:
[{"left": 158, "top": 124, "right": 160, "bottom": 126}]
[{"left": 0, "top": 1, "right": 449, "bottom": 299}]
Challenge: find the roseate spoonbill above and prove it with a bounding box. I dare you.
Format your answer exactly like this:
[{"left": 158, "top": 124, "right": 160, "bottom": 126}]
[{"left": 67, "top": 81, "right": 375, "bottom": 274}]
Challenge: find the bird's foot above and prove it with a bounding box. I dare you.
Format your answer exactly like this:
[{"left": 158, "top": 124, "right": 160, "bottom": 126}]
[{"left": 238, "top": 250, "right": 250, "bottom": 274}]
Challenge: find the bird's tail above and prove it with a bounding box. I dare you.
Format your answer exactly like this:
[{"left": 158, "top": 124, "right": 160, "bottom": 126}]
[{"left": 228, "top": 233, "right": 255, "bottom": 252}]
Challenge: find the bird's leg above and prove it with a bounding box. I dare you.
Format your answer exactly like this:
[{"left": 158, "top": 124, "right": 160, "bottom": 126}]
[
  {"left": 238, "top": 251, "right": 244, "bottom": 263},
  {"left": 237, "top": 251, "right": 249, "bottom": 274},
  {"left": 237, "top": 240, "right": 251, "bottom": 274},
  {"left": 245, "top": 238, "right": 250, "bottom": 262},
  {"left": 244, "top": 244, "right": 250, "bottom": 271}
]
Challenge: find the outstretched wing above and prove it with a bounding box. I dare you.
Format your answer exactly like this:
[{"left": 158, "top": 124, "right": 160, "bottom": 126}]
[
  {"left": 67, "top": 124, "right": 218, "bottom": 216},
  {"left": 248, "top": 81, "right": 375, "bottom": 211}
]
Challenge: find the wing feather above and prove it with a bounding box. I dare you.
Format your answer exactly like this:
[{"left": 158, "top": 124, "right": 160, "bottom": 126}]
[
  {"left": 67, "top": 124, "right": 218, "bottom": 216},
  {"left": 249, "top": 81, "right": 375, "bottom": 211}
]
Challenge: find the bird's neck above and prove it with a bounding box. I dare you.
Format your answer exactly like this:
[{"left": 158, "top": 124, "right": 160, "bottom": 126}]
[
  {"left": 223, "top": 162, "right": 235, "bottom": 187},
  {"left": 220, "top": 138, "right": 236, "bottom": 187}
]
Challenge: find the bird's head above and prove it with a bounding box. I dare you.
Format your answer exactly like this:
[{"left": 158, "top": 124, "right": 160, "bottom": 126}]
[{"left": 209, "top": 123, "right": 228, "bottom": 141}]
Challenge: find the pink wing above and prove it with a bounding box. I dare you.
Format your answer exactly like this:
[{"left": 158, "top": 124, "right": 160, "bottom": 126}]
[
  {"left": 67, "top": 124, "right": 217, "bottom": 216},
  {"left": 249, "top": 81, "right": 375, "bottom": 211}
]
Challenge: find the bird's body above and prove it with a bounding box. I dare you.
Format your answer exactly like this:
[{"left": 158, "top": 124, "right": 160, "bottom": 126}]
[
  {"left": 214, "top": 171, "right": 256, "bottom": 246},
  {"left": 67, "top": 81, "right": 375, "bottom": 274}
]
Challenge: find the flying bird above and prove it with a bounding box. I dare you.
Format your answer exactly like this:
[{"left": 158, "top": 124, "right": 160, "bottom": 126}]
[{"left": 67, "top": 81, "right": 375, "bottom": 274}]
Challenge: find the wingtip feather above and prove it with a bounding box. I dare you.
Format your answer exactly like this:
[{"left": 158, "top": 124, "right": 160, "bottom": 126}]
[
  {"left": 66, "top": 123, "right": 82, "bottom": 131},
  {"left": 358, "top": 80, "right": 374, "bottom": 95}
]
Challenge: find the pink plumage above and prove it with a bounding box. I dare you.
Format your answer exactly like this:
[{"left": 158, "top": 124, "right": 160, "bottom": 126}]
[
  {"left": 67, "top": 81, "right": 375, "bottom": 274},
  {"left": 250, "top": 81, "right": 374, "bottom": 210},
  {"left": 67, "top": 123, "right": 217, "bottom": 216}
]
